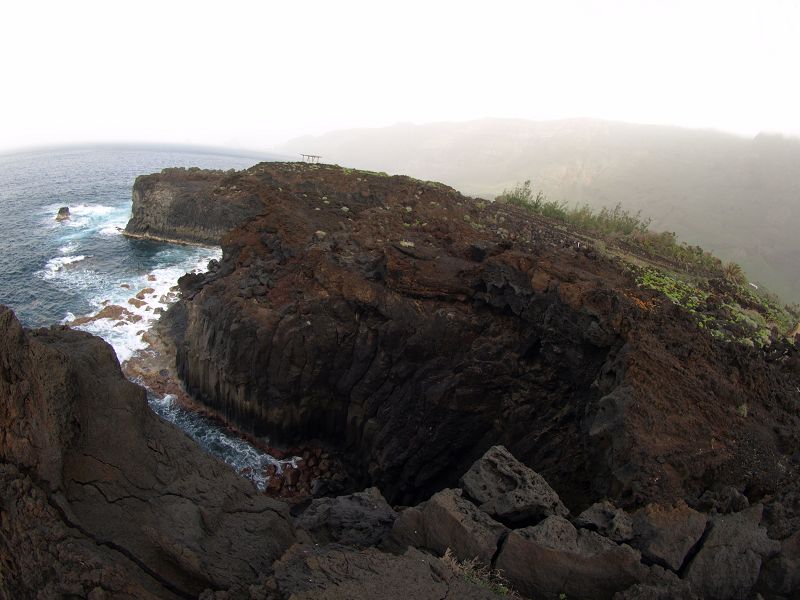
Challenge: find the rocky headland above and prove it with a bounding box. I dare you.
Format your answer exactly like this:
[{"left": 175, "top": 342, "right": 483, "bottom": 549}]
[
  {"left": 3, "top": 161, "right": 800, "bottom": 599},
  {"left": 123, "top": 167, "right": 266, "bottom": 244}
]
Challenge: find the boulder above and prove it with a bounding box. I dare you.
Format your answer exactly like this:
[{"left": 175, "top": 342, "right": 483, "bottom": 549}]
[
  {"left": 460, "top": 445, "right": 569, "bottom": 524},
  {"left": 55, "top": 206, "right": 70, "bottom": 221},
  {"left": 576, "top": 500, "right": 634, "bottom": 542},
  {"left": 294, "top": 487, "right": 397, "bottom": 547},
  {"left": 684, "top": 504, "right": 780, "bottom": 600},
  {"left": 630, "top": 501, "right": 707, "bottom": 571},
  {"left": 389, "top": 488, "right": 507, "bottom": 564},
  {"left": 495, "top": 515, "right": 647, "bottom": 600}
]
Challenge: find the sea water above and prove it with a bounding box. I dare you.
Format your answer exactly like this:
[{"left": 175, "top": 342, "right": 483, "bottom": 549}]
[{"left": 0, "top": 145, "right": 296, "bottom": 488}]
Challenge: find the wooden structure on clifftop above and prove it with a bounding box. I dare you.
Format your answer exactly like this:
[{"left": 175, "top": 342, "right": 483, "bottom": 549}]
[{"left": 300, "top": 154, "right": 322, "bottom": 164}]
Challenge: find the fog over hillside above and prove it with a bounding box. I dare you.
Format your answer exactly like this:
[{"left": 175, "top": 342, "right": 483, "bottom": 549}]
[{"left": 283, "top": 118, "right": 800, "bottom": 302}]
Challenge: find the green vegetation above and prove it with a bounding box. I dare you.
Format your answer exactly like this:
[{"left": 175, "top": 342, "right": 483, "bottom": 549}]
[
  {"left": 634, "top": 266, "right": 800, "bottom": 348},
  {"left": 497, "top": 180, "right": 800, "bottom": 349},
  {"left": 499, "top": 180, "right": 722, "bottom": 275},
  {"left": 442, "top": 549, "right": 520, "bottom": 598}
]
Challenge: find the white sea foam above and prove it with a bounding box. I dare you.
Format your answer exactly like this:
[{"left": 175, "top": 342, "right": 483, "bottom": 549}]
[
  {"left": 148, "top": 394, "right": 300, "bottom": 491},
  {"left": 71, "top": 247, "right": 222, "bottom": 364},
  {"left": 42, "top": 254, "right": 86, "bottom": 278},
  {"left": 67, "top": 203, "right": 116, "bottom": 217}
]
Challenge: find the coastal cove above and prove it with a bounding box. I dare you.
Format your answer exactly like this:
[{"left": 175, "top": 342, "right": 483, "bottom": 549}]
[
  {"left": 2, "top": 153, "right": 800, "bottom": 599},
  {"left": 0, "top": 146, "right": 299, "bottom": 491}
]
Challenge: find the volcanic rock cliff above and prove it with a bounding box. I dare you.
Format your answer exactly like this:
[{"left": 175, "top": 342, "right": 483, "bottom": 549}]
[
  {"left": 151, "top": 162, "right": 800, "bottom": 513},
  {"left": 124, "top": 167, "right": 266, "bottom": 244}
]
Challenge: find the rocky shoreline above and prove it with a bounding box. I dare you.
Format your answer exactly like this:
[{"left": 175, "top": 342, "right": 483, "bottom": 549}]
[{"left": 2, "top": 161, "right": 800, "bottom": 598}]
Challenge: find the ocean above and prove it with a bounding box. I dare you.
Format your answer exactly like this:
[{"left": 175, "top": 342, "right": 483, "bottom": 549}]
[{"left": 0, "top": 145, "right": 296, "bottom": 489}]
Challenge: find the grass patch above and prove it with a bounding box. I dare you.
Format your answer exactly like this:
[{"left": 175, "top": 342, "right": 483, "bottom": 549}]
[{"left": 442, "top": 549, "right": 520, "bottom": 598}]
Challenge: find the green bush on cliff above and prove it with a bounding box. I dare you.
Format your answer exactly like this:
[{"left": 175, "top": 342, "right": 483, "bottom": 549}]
[{"left": 636, "top": 268, "right": 707, "bottom": 310}]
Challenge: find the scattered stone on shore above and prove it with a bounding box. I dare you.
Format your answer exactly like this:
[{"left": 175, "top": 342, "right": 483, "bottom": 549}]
[
  {"left": 55, "top": 206, "right": 70, "bottom": 221},
  {"left": 120, "top": 283, "right": 131, "bottom": 289},
  {"left": 135, "top": 287, "right": 155, "bottom": 300},
  {"left": 128, "top": 297, "right": 146, "bottom": 308},
  {"left": 68, "top": 304, "right": 131, "bottom": 326},
  {"left": 147, "top": 274, "right": 156, "bottom": 281}
]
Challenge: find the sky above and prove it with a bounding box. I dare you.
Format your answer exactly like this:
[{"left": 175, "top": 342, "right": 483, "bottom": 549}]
[{"left": 1, "top": 0, "right": 799, "bottom": 153}]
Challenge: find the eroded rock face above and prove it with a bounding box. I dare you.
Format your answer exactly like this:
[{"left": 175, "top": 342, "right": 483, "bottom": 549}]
[
  {"left": 460, "top": 444, "right": 569, "bottom": 524},
  {"left": 684, "top": 505, "right": 780, "bottom": 600},
  {"left": 0, "top": 306, "right": 296, "bottom": 598},
  {"left": 271, "top": 545, "right": 499, "bottom": 600},
  {"left": 494, "top": 516, "right": 648, "bottom": 600},
  {"left": 576, "top": 500, "right": 634, "bottom": 542},
  {"left": 124, "top": 167, "right": 266, "bottom": 244},
  {"left": 294, "top": 486, "right": 396, "bottom": 547},
  {"left": 388, "top": 488, "right": 508, "bottom": 564},
  {"left": 630, "top": 501, "right": 707, "bottom": 571},
  {"left": 159, "top": 161, "right": 800, "bottom": 510}
]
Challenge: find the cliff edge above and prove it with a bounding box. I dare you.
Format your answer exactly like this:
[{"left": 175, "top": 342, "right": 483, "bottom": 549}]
[
  {"left": 124, "top": 167, "right": 266, "bottom": 244},
  {"left": 155, "top": 162, "right": 800, "bottom": 514}
]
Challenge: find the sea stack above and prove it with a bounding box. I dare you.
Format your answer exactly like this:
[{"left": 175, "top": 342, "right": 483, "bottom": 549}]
[{"left": 55, "top": 206, "right": 70, "bottom": 221}]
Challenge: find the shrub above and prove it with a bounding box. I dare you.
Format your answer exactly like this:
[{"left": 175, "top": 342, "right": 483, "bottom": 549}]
[{"left": 722, "top": 262, "right": 747, "bottom": 286}]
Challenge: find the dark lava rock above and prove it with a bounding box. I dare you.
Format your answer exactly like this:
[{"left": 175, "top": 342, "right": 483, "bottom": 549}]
[
  {"left": 0, "top": 306, "right": 296, "bottom": 598},
  {"left": 460, "top": 444, "right": 569, "bottom": 524},
  {"left": 388, "top": 488, "right": 507, "bottom": 564},
  {"left": 55, "top": 206, "right": 70, "bottom": 221},
  {"left": 696, "top": 485, "right": 750, "bottom": 514},
  {"left": 757, "top": 529, "right": 800, "bottom": 597},
  {"left": 157, "top": 162, "right": 800, "bottom": 511},
  {"left": 271, "top": 544, "right": 499, "bottom": 600},
  {"left": 576, "top": 500, "right": 634, "bottom": 542},
  {"left": 630, "top": 501, "right": 707, "bottom": 571},
  {"left": 124, "top": 167, "right": 266, "bottom": 244},
  {"left": 684, "top": 504, "right": 780, "bottom": 600},
  {"left": 294, "top": 487, "right": 396, "bottom": 547},
  {"left": 494, "top": 515, "right": 648, "bottom": 600},
  {"left": 613, "top": 579, "right": 701, "bottom": 600}
]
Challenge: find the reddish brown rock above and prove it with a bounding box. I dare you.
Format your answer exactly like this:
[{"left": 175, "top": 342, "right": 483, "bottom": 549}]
[{"left": 157, "top": 162, "right": 800, "bottom": 510}]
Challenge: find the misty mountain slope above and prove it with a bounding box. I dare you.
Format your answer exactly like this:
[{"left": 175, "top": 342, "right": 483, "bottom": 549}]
[{"left": 282, "top": 118, "right": 800, "bottom": 301}]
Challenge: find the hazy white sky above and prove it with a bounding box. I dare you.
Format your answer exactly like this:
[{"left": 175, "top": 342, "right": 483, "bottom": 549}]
[{"left": 1, "top": 0, "right": 799, "bottom": 152}]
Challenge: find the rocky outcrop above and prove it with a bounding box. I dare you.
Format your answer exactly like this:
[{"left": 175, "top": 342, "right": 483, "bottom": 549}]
[
  {"left": 124, "top": 167, "right": 266, "bottom": 244},
  {"left": 0, "top": 306, "right": 296, "bottom": 598},
  {"left": 55, "top": 206, "right": 70, "bottom": 220},
  {"left": 161, "top": 162, "right": 800, "bottom": 513}
]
